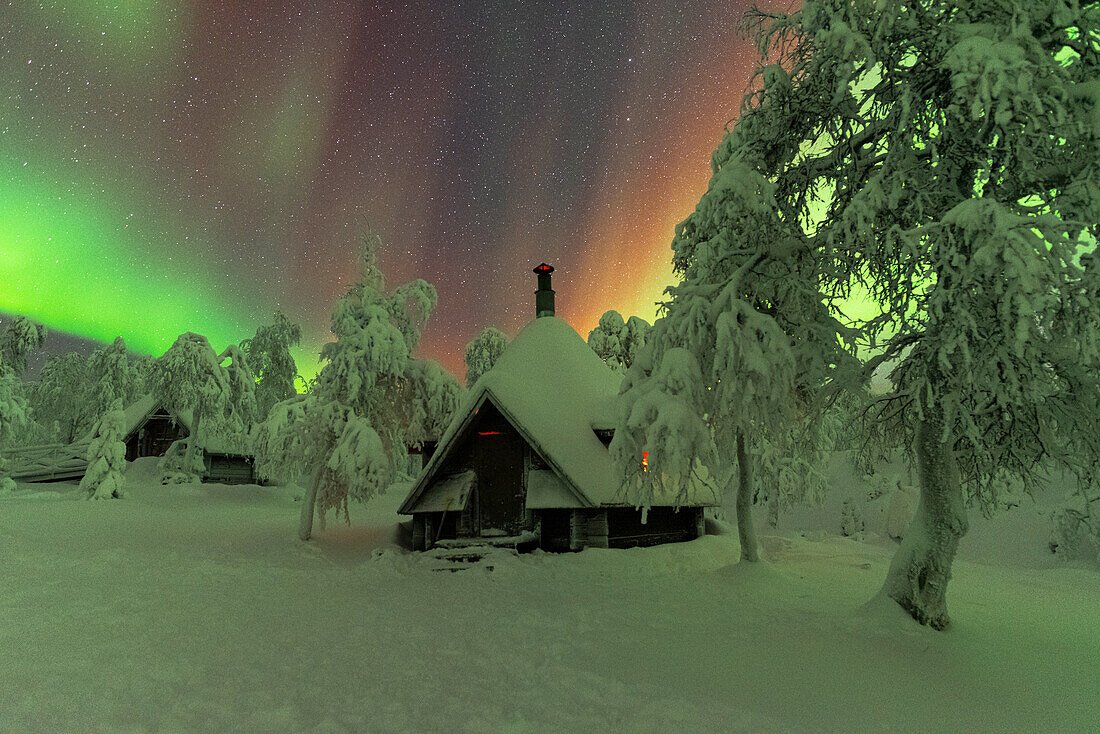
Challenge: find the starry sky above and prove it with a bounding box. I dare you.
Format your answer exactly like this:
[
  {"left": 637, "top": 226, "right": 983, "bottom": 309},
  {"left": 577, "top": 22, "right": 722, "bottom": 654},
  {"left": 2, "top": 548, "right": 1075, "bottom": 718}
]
[{"left": 1, "top": 0, "right": 792, "bottom": 379}]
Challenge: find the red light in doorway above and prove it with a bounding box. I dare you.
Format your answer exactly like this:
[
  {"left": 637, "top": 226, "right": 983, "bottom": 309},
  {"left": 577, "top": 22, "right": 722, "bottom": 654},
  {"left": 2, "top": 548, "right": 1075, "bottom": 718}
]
[
  {"left": 642, "top": 451, "right": 649, "bottom": 471},
  {"left": 478, "top": 431, "right": 502, "bottom": 436}
]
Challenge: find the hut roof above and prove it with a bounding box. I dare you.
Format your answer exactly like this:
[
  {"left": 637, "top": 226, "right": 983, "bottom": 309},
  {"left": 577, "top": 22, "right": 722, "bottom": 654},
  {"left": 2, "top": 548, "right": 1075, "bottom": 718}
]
[
  {"left": 118, "top": 394, "right": 250, "bottom": 456},
  {"left": 402, "top": 316, "right": 716, "bottom": 514},
  {"left": 121, "top": 394, "right": 192, "bottom": 437}
]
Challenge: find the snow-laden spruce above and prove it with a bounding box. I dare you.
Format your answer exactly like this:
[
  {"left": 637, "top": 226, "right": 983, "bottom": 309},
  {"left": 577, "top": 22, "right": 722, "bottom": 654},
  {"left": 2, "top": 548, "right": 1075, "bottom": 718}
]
[
  {"left": 588, "top": 310, "right": 651, "bottom": 372},
  {"left": 464, "top": 326, "right": 508, "bottom": 387},
  {"left": 80, "top": 398, "right": 127, "bottom": 500},
  {"left": 254, "top": 229, "right": 454, "bottom": 540},
  {"left": 240, "top": 312, "right": 301, "bottom": 422},
  {"left": 706, "top": 0, "right": 1100, "bottom": 628},
  {"left": 84, "top": 337, "right": 144, "bottom": 431}
]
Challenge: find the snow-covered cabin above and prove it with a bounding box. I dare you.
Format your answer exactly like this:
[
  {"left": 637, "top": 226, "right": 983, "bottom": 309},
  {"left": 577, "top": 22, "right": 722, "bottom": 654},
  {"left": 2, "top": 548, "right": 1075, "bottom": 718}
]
[
  {"left": 399, "top": 265, "right": 716, "bottom": 551},
  {"left": 120, "top": 395, "right": 257, "bottom": 485}
]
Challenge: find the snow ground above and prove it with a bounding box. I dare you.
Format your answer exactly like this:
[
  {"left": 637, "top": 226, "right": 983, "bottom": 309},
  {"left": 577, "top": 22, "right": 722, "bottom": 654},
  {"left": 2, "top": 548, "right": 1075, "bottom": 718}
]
[{"left": 1, "top": 458, "right": 1097, "bottom": 733}]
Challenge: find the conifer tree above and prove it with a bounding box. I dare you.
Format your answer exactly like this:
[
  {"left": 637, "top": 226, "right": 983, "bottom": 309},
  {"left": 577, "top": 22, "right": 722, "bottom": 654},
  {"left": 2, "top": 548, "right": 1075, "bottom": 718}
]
[
  {"left": 81, "top": 399, "right": 127, "bottom": 500},
  {"left": 84, "top": 337, "right": 142, "bottom": 428}
]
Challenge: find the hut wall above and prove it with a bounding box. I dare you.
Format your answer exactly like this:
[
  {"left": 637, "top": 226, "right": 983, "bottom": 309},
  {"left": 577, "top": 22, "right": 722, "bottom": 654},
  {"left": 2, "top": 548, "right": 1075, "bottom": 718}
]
[
  {"left": 569, "top": 509, "right": 609, "bottom": 550},
  {"left": 412, "top": 515, "right": 427, "bottom": 551},
  {"left": 126, "top": 412, "right": 186, "bottom": 461},
  {"left": 471, "top": 402, "right": 527, "bottom": 536},
  {"left": 202, "top": 454, "right": 256, "bottom": 485},
  {"left": 606, "top": 506, "right": 703, "bottom": 548},
  {"left": 418, "top": 511, "right": 458, "bottom": 547},
  {"left": 538, "top": 509, "right": 572, "bottom": 551}
]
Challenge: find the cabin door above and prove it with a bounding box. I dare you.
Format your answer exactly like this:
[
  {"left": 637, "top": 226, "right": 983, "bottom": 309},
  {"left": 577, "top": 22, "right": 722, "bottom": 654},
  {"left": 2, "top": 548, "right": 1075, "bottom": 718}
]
[{"left": 475, "top": 430, "right": 525, "bottom": 536}]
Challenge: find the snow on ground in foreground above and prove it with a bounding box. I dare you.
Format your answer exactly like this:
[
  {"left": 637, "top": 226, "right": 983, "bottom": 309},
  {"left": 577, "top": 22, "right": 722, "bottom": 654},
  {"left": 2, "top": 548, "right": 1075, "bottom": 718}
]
[{"left": 1, "top": 458, "right": 1097, "bottom": 733}]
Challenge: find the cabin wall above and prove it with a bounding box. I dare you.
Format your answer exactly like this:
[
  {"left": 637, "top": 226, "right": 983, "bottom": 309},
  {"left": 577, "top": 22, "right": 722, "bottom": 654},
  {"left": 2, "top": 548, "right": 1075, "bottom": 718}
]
[
  {"left": 538, "top": 509, "right": 571, "bottom": 551},
  {"left": 125, "top": 413, "right": 186, "bottom": 461},
  {"left": 606, "top": 507, "right": 703, "bottom": 548},
  {"left": 418, "top": 402, "right": 531, "bottom": 542},
  {"left": 532, "top": 506, "right": 704, "bottom": 551},
  {"left": 202, "top": 454, "right": 256, "bottom": 485},
  {"left": 568, "top": 509, "right": 609, "bottom": 550}
]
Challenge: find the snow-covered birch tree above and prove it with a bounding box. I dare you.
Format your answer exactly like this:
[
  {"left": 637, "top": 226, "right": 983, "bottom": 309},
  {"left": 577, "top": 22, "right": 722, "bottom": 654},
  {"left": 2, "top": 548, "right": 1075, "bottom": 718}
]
[
  {"left": 31, "top": 352, "right": 90, "bottom": 442},
  {"left": 240, "top": 312, "right": 301, "bottom": 421},
  {"left": 720, "top": 0, "right": 1100, "bottom": 627},
  {"left": 612, "top": 107, "right": 856, "bottom": 563},
  {"left": 464, "top": 327, "right": 509, "bottom": 386},
  {"left": 80, "top": 398, "right": 127, "bottom": 500},
  {"left": 255, "top": 229, "right": 439, "bottom": 540},
  {"left": 0, "top": 353, "right": 30, "bottom": 491},
  {"left": 401, "top": 359, "right": 463, "bottom": 452},
  {"left": 588, "top": 311, "right": 651, "bottom": 371},
  {"left": 0, "top": 315, "right": 46, "bottom": 378},
  {"left": 217, "top": 344, "right": 257, "bottom": 436}
]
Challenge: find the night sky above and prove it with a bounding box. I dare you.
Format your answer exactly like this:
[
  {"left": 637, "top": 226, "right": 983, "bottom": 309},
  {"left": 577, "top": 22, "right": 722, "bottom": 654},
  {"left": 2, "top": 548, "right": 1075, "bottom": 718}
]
[{"left": 1, "top": 1, "right": 787, "bottom": 378}]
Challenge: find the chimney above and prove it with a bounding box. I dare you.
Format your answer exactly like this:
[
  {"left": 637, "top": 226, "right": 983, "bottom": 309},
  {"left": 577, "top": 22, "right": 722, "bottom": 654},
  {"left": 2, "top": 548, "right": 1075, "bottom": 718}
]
[{"left": 533, "top": 263, "right": 555, "bottom": 318}]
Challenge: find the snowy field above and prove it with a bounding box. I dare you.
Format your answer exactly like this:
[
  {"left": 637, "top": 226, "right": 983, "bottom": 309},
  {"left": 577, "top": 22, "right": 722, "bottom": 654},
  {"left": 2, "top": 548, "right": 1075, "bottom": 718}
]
[{"left": 2, "top": 458, "right": 1097, "bottom": 733}]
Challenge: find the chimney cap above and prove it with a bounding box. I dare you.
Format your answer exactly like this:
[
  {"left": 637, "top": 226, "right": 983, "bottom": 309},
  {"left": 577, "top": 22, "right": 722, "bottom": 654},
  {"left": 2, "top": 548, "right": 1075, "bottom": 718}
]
[{"left": 534, "top": 263, "right": 554, "bottom": 274}]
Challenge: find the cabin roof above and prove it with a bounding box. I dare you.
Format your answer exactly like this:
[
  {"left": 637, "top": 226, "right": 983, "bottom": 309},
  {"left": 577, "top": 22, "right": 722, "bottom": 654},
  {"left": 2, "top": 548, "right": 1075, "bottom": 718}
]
[
  {"left": 117, "top": 394, "right": 251, "bottom": 456},
  {"left": 121, "top": 394, "right": 193, "bottom": 438},
  {"left": 401, "top": 317, "right": 636, "bottom": 514}
]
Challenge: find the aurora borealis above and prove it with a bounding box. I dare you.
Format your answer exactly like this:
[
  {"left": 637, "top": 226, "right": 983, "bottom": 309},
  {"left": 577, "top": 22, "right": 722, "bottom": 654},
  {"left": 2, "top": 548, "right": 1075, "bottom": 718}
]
[{"left": 1, "top": 1, "right": 785, "bottom": 378}]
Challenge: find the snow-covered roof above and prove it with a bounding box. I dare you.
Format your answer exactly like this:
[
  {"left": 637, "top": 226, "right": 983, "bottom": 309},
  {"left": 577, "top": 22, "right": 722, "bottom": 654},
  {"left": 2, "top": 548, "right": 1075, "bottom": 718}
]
[
  {"left": 402, "top": 316, "right": 708, "bottom": 514},
  {"left": 118, "top": 394, "right": 250, "bottom": 456},
  {"left": 120, "top": 394, "right": 192, "bottom": 438}
]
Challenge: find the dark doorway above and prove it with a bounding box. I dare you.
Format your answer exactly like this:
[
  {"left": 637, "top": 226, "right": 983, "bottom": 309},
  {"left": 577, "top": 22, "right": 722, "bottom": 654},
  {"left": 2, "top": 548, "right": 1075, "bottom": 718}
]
[
  {"left": 127, "top": 411, "right": 186, "bottom": 461},
  {"left": 473, "top": 406, "right": 526, "bottom": 536}
]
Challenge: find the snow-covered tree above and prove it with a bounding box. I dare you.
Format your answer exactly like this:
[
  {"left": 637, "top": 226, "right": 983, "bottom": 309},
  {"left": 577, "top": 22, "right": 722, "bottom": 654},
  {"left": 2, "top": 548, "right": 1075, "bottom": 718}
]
[
  {"left": 255, "top": 229, "right": 439, "bottom": 539},
  {"left": 588, "top": 311, "right": 651, "bottom": 371},
  {"left": 217, "top": 344, "right": 257, "bottom": 434},
  {"left": 464, "top": 326, "right": 509, "bottom": 386},
  {"left": 240, "top": 312, "right": 301, "bottom": 421},
  {"left": 151, "top": 333, "right": 233, "bottom": 483},
  {"left": 0, "top": 315, "right": 46, "bottom": 377},
  {"left": 401, "top": 359, "right": 463, "bottom": 451},
  {"left": 706, "top": 0, "right": 1100, "bottom": 627},
  {"left": 613, "top": 130, "right": 855, "bottom": 563},
  {"left": 31, "top": 352, "right": 91, "bottom": 443},
  {"left": 84, "top": 337, "right": 142, "bottom": 429},
  {"left": 129, "top": 353, "right": 156, "bottom": 394},
  {"left": 0, "top": 352, "right": 30, "bottom": 491},
  {"left": 80, "top": 398, "right": 126, "bottom": 500}
]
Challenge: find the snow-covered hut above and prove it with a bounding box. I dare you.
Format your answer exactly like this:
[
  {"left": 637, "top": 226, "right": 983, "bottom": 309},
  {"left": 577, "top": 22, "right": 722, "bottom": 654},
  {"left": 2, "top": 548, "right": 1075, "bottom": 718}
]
[
  {"left": 122, "top": 394, "right": 188, "bottom": 462},
  {"left": 120, "top": 395, "right": 257, "bottom": 485},
  {"left": 399, "top": 264, "right": 716, "bottom": 551}
]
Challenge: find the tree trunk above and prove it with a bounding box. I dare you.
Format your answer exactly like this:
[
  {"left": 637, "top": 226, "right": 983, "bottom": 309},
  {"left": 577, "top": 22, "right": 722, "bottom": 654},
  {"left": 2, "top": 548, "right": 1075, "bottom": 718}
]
[
  {"left": 298, "top": 466, "right": 323, "bottom": 541},
  {"left": 881, "top": 405, "right": 969, "bottom": 630},
  {"left": 736, "top": 432, "right": 760, "bottom": 562},
  {"left": 185, "top": 411, "right": 203, "bottom": 482}
]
